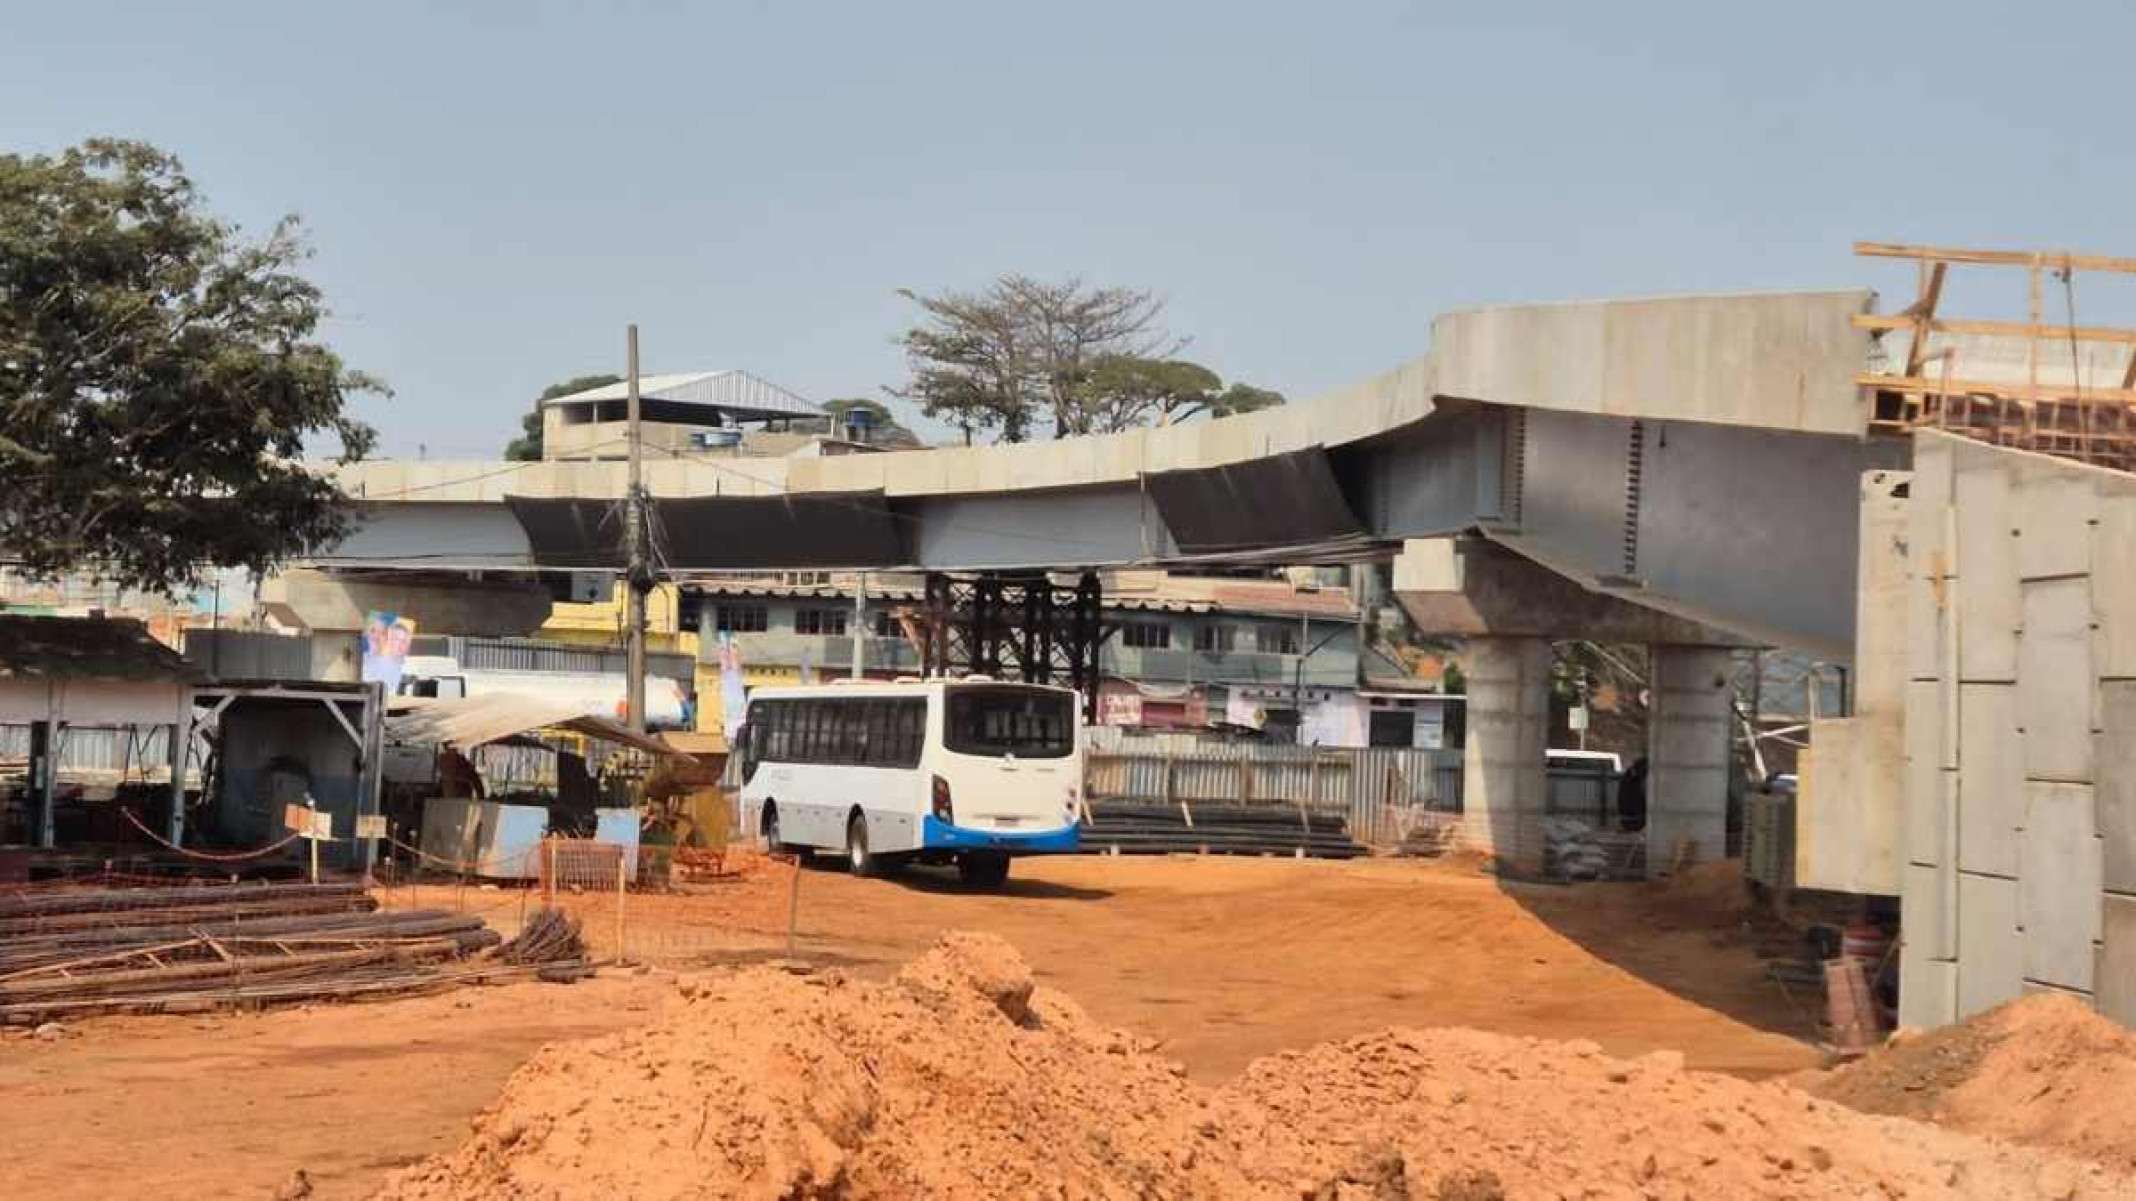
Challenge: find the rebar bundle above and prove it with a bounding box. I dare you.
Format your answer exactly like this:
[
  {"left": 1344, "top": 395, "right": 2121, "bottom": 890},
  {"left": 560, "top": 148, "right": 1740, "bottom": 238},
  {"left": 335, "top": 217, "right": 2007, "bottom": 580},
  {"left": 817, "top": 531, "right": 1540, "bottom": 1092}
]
[{"left": 0, "top": 883, "right": 588, "bottom": 1022}]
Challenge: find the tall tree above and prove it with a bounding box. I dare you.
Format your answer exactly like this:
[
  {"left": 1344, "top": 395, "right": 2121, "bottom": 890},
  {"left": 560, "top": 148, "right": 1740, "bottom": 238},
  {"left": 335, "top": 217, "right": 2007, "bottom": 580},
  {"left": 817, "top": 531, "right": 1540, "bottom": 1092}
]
[
  {"left": 892, "top": 275, "right": 1178, "bottom": 442},
  {"left": 0, "top": 139, "right": 381, "bottom": 593},
  {"left": 1073, "top": 356, "right": 1283, "bottom": 431},
  {"left": 506, "top": 373, "right": 621, "bottom": 460}
]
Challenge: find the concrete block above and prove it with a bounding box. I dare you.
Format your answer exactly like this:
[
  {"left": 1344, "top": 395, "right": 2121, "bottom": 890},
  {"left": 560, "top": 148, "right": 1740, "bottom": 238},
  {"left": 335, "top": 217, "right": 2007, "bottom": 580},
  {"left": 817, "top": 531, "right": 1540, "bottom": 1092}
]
[
  {"left": 1957, "top": 683, "right": 2023, "bottom": 878},
  {"left": 2094, "top": 491, "right": 2136, "bottom": 678},
  {"left": 1958, "top": 870, "right": 2024, "bottom": 1017},
  {"left": 1905, "top": 860, "right": 1955, "bottom": 960},
  {"left": 2015, "top": 469, "right": 2096, "bottom": 581},
  {"left": 1899, "top": 939, "right": 1958, "bottom": 1030},
  {"left": 2099, "top": 682, "right": 2136, "bottom": 895},
  {"left": 2021, "top": 781, "right": 2103, "bottom": 992},
  {"left": 2100, "top": 894, "right": 2136, "bottom": 1027},
  {"left": 1955, "top": 465, "right": 2020, "bottom": 683},
  {"left": 2019, "top": 578, "right": 2096, "bottom": 783}
]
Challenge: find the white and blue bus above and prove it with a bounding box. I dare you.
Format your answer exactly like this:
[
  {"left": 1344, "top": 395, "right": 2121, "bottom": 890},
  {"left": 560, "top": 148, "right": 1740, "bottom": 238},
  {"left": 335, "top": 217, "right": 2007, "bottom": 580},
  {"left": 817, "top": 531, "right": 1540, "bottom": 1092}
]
[{"left": 736, "top": 678, "right": 1083, "bottom": 888}]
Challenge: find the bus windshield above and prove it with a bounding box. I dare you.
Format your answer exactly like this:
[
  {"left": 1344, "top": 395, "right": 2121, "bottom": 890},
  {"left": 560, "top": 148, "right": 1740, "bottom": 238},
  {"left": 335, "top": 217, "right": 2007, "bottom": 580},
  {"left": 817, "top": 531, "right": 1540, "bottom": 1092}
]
[{"left": 944, "top": 686, "right": 1075, "bottom": 759}]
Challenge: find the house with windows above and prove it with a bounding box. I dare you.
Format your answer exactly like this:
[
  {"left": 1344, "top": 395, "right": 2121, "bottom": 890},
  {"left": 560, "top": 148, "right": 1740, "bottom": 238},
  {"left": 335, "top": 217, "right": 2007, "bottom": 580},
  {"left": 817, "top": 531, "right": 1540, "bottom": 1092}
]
[{"left": 642, "top": 567, "right": 1435, "bottom": 747}]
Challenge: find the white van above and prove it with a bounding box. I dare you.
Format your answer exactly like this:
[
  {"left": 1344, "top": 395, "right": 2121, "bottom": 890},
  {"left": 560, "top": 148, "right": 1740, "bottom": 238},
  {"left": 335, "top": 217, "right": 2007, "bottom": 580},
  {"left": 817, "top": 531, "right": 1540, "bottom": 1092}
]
[{"left": 736, "top": 679, "right": 1083, "bottom": 888}]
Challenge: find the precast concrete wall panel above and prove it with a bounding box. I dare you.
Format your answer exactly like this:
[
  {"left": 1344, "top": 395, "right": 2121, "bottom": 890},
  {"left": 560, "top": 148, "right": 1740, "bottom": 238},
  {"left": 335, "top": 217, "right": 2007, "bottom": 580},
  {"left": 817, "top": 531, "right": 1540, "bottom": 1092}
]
[
  {"left": 2099, "top": 682, "right": 2136, "bottom": 895},
  {"left": 2094, "top": 495, "right": 2136, "bottom": 678},
  {"left": 2100, "top": 894, "right": 2136, "bottom": 1026},
  {"left": 2016, "top": 470, "right": 2096, "bottom": 581},
  {"left": 2019, "top": 578, "right": 2096, "bottom": 783},
  {"left": 1957, "top": 871, "right": 2024, "bottom": 1018},
  {"left": 1899, "top": 940, "right": 1958, "bottom": 1029},
  {"left": 1953, "top": 466, "right": 2019, "bottom": 682},
  {"left": 1957, "top": 683, "right": 2023, "bottom": 878},
  {"left": 1905, "top": 680, "right": 1951, "bottom": 865},
  {"left": 1906, "top": 859, "right": 1956, "bottom": 961},
  {"left": 2020, "top": 781, "right": 2103, "bottom": 992}
]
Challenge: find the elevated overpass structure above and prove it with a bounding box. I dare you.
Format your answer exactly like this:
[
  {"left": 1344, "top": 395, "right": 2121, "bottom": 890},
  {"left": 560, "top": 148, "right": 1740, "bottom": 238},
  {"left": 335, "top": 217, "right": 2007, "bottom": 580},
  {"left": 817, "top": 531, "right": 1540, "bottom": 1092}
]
[
  {"left": 321, "top": 289, "right": 1903, "bottom": 658},
  {"left": 308, "top": 287, "right": 1910, "bottom": 883}
]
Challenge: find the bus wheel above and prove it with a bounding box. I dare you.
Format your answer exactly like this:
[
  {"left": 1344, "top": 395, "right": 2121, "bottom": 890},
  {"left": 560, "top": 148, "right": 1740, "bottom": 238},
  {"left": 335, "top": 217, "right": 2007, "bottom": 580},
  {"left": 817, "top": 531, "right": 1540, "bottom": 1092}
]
[
  {"left": 762, "top": 803, "right": 792, "bottom": 856},
  {"left": 958, "top": 851, "right": 1010, "bottom": 890},
  {"left": 846, "top": 813, "right": 878, "bottom": 877}
]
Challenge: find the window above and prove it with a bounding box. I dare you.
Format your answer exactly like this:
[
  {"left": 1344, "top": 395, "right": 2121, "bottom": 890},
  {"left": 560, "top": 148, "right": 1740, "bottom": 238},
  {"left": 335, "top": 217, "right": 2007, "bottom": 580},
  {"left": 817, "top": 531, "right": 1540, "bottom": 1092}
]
[
  {"left": 756, "top": 697, "right": 926, "bottom": 768},
  {"left": 1193, "top": 624, "right": 1236, "bottom": 652},
  {"left": 1120, "top": 622, "right": 1170, "bottom": 649},
  {"left": 944, "top": 686, "right": 1074, "bottom": 759},
  {"left": 873, "top": 609, "right": 900, "bottom": 638},
  {"left": 795, "top": 607, "right": 848, "bottom": 636},
  {"left": 1259, "top": 624, "right": 1301, "bottom": 655},
  {"left": 716, "top": 604, "right": 768, "bottom": 633}
]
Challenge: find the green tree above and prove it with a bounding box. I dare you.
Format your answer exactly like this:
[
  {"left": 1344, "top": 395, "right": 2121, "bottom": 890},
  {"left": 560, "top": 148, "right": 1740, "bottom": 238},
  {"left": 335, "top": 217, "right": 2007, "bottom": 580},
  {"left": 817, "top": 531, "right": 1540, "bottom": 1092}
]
[
  {"left": 506, "top": 373, "right": 621, "bottom": 460},
  {"left": 1074, "top": 356, "right": 1285, "bottom": 432},
  {"left": 893, "top": 276, "right": 1281, "bottom": 441},
  {"left": 820, "top": 396, "right": 921, "bottom": 447},
  {"left": 0, "top": 139, "right": 381, "bottom": 593}
]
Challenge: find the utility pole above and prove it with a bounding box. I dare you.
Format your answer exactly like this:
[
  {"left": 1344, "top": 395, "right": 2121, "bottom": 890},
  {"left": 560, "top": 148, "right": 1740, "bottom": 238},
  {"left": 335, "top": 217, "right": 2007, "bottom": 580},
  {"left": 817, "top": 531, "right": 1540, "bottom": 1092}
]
[
  {"left": 624, "top": 324, "right": 649, "bottom": 733},
  {"left": 850, "top": 572, "right": 867, "bottom": 680}
]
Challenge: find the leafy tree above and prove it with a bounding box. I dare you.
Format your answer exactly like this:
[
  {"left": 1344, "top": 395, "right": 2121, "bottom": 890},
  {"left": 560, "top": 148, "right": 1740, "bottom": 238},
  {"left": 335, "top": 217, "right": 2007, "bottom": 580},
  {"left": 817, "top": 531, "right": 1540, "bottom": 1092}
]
[
  {"left": 1074, "top": 356, "right": 1285, "bottom": 431},
  {"left": 506, "top": 373, "right": 621, "bottom": 460},
  {"left": 893, "top": 276, "right": 1281, "bottom": 441},
  {"left": 0, "top": 139, "right": 381, "bottom": 593},
  {"left": 820, "top": 396, "right": 921, "bottom": 447}
]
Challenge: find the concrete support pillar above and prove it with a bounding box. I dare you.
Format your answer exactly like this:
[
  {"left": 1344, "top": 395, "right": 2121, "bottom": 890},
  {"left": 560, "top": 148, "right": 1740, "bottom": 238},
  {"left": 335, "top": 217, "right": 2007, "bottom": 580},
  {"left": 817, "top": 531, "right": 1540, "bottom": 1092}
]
[
  {"left": 1646, "top": 645, "right": 1734, "bottom": 874},
  {"left": 1461, "top": 635, "right": 1551, "bottom": 873}
]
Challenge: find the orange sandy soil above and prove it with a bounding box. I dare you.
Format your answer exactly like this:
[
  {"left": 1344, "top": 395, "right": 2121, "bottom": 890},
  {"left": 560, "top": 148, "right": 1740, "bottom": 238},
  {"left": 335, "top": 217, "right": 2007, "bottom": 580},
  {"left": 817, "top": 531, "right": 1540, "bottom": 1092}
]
[{"left": 1, "top": 854, "right": 1819, "bottom": 1200}]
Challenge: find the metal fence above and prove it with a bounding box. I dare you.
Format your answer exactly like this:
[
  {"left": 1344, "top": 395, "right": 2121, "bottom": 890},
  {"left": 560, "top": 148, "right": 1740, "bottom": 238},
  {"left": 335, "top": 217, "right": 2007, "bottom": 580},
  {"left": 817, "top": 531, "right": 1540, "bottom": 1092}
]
[
  {"left": 0, "top": 724, "right": 202, "bottom": 783},
  {"left": 1083, "top": 728, "right": 1464, "bottom": 845}
]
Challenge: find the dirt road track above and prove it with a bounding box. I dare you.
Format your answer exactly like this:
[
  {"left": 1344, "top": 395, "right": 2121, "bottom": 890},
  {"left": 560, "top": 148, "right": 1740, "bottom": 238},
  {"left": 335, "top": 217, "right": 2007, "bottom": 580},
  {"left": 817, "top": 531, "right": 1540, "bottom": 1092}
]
[{"left": 2, "top": 855, "right": 1818, "bottom": 1200}]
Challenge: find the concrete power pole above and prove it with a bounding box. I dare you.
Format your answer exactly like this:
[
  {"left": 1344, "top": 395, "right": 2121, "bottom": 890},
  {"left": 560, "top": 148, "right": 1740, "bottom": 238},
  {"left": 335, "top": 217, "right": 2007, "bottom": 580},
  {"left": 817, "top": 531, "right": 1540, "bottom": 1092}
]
[{"left": 624, "top": 325, "right": 648, "bottom": 733}]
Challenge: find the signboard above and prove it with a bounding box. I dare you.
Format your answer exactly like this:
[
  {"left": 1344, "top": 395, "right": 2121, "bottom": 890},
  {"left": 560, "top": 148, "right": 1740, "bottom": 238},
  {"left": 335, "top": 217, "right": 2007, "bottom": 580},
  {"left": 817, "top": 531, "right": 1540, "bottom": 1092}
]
[
  {"left": 354, "top": 814, "right": 388, "bottom": 840},
  {"left": 283, "top": 804, "right": 333, "bottom": 839},
  {"left": 361, "top": 610, "right": 416, "bottom": 694},
  {"left": 1098, "top": 690, "right": 1143, "bottom": 727}
]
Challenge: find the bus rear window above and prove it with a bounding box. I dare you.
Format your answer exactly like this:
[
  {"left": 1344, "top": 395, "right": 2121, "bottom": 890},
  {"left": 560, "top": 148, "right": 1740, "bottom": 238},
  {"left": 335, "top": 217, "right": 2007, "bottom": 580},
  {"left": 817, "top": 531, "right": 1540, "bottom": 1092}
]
[{"left": 944, "top": 687, "right": 1074, "bottom": 759}]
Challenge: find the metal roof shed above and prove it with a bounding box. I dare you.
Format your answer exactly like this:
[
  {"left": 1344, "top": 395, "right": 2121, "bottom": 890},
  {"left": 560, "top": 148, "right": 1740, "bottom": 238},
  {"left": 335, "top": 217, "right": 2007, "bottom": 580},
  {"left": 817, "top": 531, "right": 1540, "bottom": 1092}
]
[{"left": 0, "top": 615, "right": 201, "bottom": 848}]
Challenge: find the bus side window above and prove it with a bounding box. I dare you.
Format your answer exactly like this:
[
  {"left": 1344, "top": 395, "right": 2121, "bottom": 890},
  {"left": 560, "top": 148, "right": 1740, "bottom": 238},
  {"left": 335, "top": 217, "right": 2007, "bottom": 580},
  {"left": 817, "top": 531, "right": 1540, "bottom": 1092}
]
[{"left": 900, "top": 698, "right": 924, "bottom": 766}]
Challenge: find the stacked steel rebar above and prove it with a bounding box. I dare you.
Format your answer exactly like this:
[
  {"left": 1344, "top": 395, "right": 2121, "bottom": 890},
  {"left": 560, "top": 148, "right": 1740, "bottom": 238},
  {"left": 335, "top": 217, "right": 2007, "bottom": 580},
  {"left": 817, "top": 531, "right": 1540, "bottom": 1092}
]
[
  {"left": 1079, "top": 801, "right": 1368, "bottom": 859},
  {"left": 0, "top": 882, "right": 582, "bottom": 1021}
]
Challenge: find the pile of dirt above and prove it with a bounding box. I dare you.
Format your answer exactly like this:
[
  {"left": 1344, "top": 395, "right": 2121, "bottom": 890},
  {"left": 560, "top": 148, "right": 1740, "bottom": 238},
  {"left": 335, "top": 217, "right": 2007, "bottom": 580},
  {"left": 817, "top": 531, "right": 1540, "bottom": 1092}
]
[
  {"left": 378, "top": 932, "right": 2130, "bottom": 1200},
  {"left": 1810, "top": 992, "right": 2136, "bottom": 1172}
]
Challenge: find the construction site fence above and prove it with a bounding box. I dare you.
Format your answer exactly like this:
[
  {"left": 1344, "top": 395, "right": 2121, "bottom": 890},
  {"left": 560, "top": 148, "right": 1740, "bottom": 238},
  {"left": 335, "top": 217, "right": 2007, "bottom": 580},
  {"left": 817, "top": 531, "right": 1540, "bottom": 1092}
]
[
  {"left": 1082, "top": 730, "right": 1465, "bottom": 846},
  {"left": 371, "top": 836, "right": 809, "bottom": 967}
]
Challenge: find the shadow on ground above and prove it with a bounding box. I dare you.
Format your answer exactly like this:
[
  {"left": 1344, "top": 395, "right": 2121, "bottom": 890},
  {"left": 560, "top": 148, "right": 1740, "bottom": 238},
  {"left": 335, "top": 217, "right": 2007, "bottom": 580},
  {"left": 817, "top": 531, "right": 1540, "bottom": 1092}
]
[{"left": 1492, "top": 865, "right": 1827, "bottom": 1055}]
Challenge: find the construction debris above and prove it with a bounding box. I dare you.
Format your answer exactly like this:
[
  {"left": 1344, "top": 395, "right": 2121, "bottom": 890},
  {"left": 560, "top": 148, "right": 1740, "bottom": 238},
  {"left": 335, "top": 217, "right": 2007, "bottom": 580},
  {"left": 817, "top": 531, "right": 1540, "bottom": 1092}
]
[{"left": 0, "top": 882, "right": 585, "bottom": 1022}]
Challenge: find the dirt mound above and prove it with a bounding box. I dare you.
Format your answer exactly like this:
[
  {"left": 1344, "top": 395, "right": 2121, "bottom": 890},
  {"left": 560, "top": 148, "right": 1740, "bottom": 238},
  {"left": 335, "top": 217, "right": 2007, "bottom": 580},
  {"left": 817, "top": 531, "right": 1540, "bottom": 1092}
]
[
  {"left": 1810, "top": 992, "right": 2136, "bottom": 1172},
  {"left": 379, "top": 933, "right": 2131, "bottom": 1201}
]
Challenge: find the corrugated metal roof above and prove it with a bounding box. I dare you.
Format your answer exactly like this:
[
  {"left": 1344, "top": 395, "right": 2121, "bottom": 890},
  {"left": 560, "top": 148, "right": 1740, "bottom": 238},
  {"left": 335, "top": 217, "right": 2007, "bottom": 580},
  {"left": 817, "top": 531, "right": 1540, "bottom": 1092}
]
[
  {"left": 386, "top": 693, "right": 680, "bottom": 757},
  {"left": 0, "top": 615, "right": 202, "bottom": 682},
  {"left": 542, "top": 370, "right": 825, "bottom": 420}
]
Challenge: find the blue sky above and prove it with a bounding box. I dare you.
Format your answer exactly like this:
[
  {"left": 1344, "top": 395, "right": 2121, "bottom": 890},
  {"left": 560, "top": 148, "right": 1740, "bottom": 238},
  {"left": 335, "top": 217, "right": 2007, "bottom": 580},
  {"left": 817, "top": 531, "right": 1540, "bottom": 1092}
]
[{"left": 6, "top": 1, "right": 2131, "bottom": 456}]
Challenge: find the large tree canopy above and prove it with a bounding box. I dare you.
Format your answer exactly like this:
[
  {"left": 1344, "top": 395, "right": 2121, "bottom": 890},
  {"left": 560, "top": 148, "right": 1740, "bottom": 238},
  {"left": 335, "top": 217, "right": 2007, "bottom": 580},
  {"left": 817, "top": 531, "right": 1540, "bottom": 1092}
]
[
  {"left": 0, "top": 139, "right": 380, "bottom": 593},
  {"left": 891, "top": 275, "right": 1282, "bottom": 442},
  {"left": 506, "top": 373, "right": 621, "bottom": 460}
]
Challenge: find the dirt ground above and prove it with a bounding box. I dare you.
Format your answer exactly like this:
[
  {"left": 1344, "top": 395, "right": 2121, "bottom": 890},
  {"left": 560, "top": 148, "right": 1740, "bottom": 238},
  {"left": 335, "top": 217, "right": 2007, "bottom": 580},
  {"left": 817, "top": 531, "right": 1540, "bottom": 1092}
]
[{"left": 2, "top": 854, "right": 1822, "bottom": 1200}]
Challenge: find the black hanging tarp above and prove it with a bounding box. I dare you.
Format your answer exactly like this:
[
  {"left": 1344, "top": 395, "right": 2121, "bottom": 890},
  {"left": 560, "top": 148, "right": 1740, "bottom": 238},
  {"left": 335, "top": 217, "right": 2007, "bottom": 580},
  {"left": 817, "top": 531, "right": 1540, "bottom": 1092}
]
[
  {"left": 505, "top": 491, "right": 910, "bottom": 571},
  {"left": 1141, "top": 447, "right": 1369, "bottom": 555}
]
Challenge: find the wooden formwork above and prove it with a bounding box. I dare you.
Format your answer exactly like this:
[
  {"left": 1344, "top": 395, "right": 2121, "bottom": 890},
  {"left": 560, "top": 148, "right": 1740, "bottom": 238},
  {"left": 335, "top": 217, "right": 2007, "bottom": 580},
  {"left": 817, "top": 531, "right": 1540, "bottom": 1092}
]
[{"left": 1855, "top": 241, "right": 2136, "bottom": 471}]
